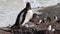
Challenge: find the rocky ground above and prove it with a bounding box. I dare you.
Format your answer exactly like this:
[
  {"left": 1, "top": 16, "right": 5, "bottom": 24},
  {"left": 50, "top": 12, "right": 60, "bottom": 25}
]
[{"left": 38, "top": 3, "right": 60, "bottom": 19}]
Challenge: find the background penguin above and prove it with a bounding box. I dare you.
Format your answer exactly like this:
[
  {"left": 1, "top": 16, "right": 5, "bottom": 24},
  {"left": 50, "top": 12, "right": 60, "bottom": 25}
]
[
  {"left": 11, "top": 2, "right": 33, "bottom": 28},
  {"left": 48, "top": 25, "right": 52, "bottom": 31},
  {"left": 56, "top": 19, "right": 60, "bottom": 23},
  {"left": 54, "top": 16, "right": 58, "bottom": 21},
  {"left": 46, "top": 16, "right": 51, "bottom": 22},
  {"left": 29, "top": 13, "right": 39, "bottom": 25}
]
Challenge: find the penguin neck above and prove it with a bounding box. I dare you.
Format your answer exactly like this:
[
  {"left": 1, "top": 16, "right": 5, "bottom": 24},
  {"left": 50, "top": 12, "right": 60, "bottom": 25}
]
[{"left": 26, "top": 7, "right": 31, "bottom": 10}]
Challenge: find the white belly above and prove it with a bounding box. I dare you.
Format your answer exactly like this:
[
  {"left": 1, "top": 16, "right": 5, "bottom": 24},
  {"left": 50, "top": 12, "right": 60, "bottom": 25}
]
[
  {"left": 22, "top": 10, "right": 33, "bottom": 26},
  {"left": 48, "top": 25, "right": 52, "bottom": 30}
]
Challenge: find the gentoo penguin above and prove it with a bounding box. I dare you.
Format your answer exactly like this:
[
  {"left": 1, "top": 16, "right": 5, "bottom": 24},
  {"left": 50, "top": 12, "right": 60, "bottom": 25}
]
[
  {"left": 46, "top": 16, "right": 51, "bottom": 22},
  {"left": 21, "top": 2, "right": 33, "bottom": 26},
  {"left": 29, "top": 13, "right": 39, "bottom": 25},
  {"left": 11, "top": 2, "right": 33, "bottom": 28},
  {"left": 38, "top": 18, "right": 46, "bottom": 24},
  {"left": 56, "top": 19, "right": 60, "bottom": 23},
  {"left": 54, "top": 16, "right": 58, "bottom": 21},
  {"left": 48, "top": 25, "right": 52, "bottom": 31},
  {"left": 53, "top": 16, "right": 60, "bottom": 23}
]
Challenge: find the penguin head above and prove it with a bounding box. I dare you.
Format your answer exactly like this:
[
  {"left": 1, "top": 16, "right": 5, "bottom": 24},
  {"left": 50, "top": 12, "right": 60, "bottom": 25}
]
[
  {"left": 26, "top": 2, "right": 31, "bottom": 9},
  {"left": 33, "top": 13, "right": 37, "bottom": 18}
]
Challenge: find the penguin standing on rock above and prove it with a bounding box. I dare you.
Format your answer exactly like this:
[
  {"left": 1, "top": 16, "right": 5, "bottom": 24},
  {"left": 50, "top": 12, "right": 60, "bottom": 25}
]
[
  {"left": 11, "top": 2, "right": 33, "bottom": 28},
  {"left": 21, "top": 2, "right": 33, "bottom": 26}
]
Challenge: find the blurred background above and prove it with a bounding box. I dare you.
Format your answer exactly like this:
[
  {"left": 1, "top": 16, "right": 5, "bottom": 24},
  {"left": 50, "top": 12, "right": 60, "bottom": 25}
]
[{"left": 0, "top": 0, "right": 60, "bottom": 27}]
